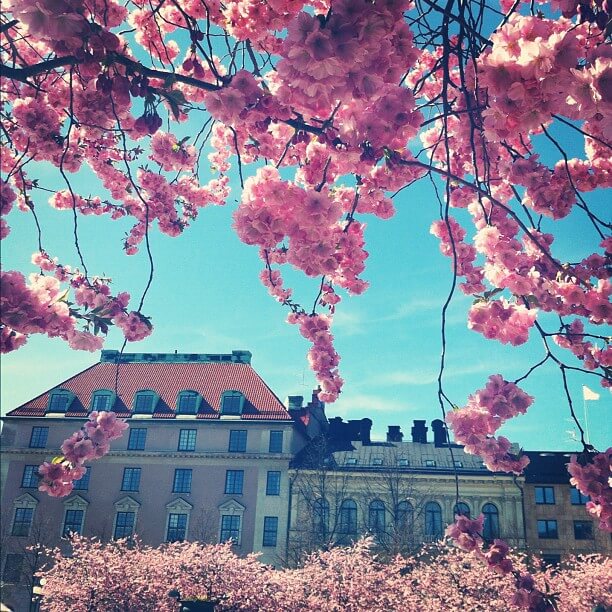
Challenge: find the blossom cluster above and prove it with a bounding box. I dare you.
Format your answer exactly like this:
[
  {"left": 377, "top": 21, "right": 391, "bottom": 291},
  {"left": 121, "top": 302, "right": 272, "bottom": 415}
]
[
  {"left": 567, "top": 449, "right": 612, "bottom": 532},
  {"left": 446, "top": 515, "right": 554, "bottom": 610},
  {"left": 446, "top": 375, "right": 533, "bottom": 474},
  {"left": 0, "top": 254, "right": 151, "bottom": 353},
  {"left": 289, "top": 312, "right": 343, "bottom": 402},
  {"left": 38, "top": 411, "right": 128, "bottom": 497}
]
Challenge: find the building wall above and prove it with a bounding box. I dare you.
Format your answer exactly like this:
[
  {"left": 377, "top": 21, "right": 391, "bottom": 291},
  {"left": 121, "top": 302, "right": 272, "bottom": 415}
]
[
  {"left": 524, "top": 482, "right": 612, "bottom": 561},
  {"left": 287, "top": 468, "right": 525, "bottom": 564},
  {"left": 1, "top": 417, "right": 298, "bottom": 610}
]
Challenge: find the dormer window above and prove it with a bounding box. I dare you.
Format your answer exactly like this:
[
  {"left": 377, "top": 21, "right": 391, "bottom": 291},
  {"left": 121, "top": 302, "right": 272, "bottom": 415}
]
[
  {"left": 48, "top": 390, "right": 73, "bottom": 412},
  {"left": 397, "top": 458, "right": 410, "bottom": 467},
  {"left": 91, "top": 390, "right": 114, "bottom": 412},
  {"left": 177, "top": 391, "right": 199, "bottom": 415},
  {"left": 371, "top": 457, "right": 383, "bottom": 466},
  {"left": 221, "top": 391, "right": 244, "bottom": 416},
  {"left": 345, "top": 458, "right": 358, "bottom": 466},
  {"left": 133, "top": 391, "right": 157, "bottom": 414},
  {"left": 424, "top": 459, "right": 436, "bottom": 467}
]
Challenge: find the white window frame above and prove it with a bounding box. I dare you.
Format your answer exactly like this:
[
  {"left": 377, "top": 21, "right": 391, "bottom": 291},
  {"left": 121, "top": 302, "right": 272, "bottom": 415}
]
[
  {"left": 218, "top": 499, "right": 245, "bottom": 546},
  {"left": 11, "top": 493, "right": 38, "bottom": 537},
  {"left": 61, "top": 495, "right": 89, "bottom": 537},
  {"left": 113, "top": 496, "right": 141, "bottom": 539},
  {"left": 165, "top": 498, "right": 193, "bottom": 542}
]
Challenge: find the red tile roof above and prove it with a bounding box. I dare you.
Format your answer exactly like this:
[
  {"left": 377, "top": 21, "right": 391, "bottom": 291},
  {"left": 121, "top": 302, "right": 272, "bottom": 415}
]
[{"left": 7, "top": 361, "right": 291, "bottom": 420}]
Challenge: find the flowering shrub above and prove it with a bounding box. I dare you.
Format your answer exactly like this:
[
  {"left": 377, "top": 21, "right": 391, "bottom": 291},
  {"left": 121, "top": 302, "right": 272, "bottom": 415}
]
[{"left": 37, "top": 537, "right": 612, "bottom": 612}]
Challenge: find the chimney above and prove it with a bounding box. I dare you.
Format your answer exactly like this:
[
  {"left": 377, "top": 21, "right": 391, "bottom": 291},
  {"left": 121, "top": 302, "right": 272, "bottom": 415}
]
[
  {"left": 411, "top": 420, "right": 428, "bottom": 444},
  {"left": 287, "top": 395, "right": 303, "bottom": 410},
  {"left": 431, "top": 419, "right": 447, "bottom": 447},
  {"left": 386, "top": 425, "right": 404, "bottom": 442},
  {"left": 359, "top": 418, "right": 372, "bottom": 445},
  {"left": 328, "top": 417, "right": 346, "bottom": 441}
]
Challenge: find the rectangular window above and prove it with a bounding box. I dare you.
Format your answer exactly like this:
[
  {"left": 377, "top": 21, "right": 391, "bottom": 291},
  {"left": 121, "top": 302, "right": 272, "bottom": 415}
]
[
  {"left": 535, "top": 486, "right": 555, "bottom": 505},
  {"left": 21, "top": 465, "right": 39, "bottom": 488},
  {"left": 371, "top": 457, "right": 383, "bottom": 466},
  {"left": 114, "top": 512, "right": 135, "bottom": 539},
  {"left": 397, "top": 458, "right": 410, "bottom": 467},
  {"left": 167, "top": 513, "right": 188, "bottom": 542},
  {"left": 173, "top": 469, "right": 192, "bottom": 493},
  {"left": 454, "top": 461, "right": 463, "bottom": 468},
  {"left": 424, "top": 459, "right": 436, "bottom": 467},
  {"left": 2, "top": 554, "right": 23, "bottom": 583},
  {"left": 177, "top": 393, "right": 198, "bottom": 414},
  {"left": 92, "top": 394, "right": 111, "bottom": 411},
  {"left": 220, "top": 515, "right": 241, "bottom": 543},
  {"left": 29, "top": 427, "right": 49, "bottom": 449},
  {"left": 345, "top": 458, "right": 358, "bottom": 466},
  {"left": 225, "top": 470, "right": 244, "bottom": 495},
  {"left": 269, "top": 431, "right": 283, "bottom": 453},
  {"left": 573, "top": 520, "right": 593, "bottom": 540},
  {"left": 12, "top": 508, "right": 34, "bottom": 536},
  {"left": 221, "top": 393, "right": 243, "bottom": 415},
  {"left": 266, "top": 471, "right": 281, "bottom": 496},
  {"left": 263, "top": 516, "right": 278, "bottom": 547},
  {"left": 570, "top": 488, "right": 589, "bottom": 505},
  {"left": 537, "top": 519, "right": 558, "bottom": 539},
  {"left": 121, "top": 467, "right": 141, "bottom": 492},
  {"left": 228, "top": 430, "right": 247, "bottom": 452},
  {"left": 178, "top": 429, "right": 197, "bottom": 452},
  {"left": 127, "top": 428, "right": 147, "bottom": 450},
  {"left": 73, "top": 466, "right": 91, "bottom": 491},
  {"left": 49, "top": 394, "right": 70, "bottom": 412},
  {"left": 134, "top": 393, "right": 154, "bottom": 413},
  {"left": 62, "top": 509, "right": 84, "bottom": 536}
]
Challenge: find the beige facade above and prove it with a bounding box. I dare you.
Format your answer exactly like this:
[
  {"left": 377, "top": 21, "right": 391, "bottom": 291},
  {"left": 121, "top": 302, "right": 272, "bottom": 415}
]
[
  {"left": 287, "top": 437, "right": 525, "bottom": 564},
  {"left": 523, "top": 451, "right": 612, "bottom": 562}
]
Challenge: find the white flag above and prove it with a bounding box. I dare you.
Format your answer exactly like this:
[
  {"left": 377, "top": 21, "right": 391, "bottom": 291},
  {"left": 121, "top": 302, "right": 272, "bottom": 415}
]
[{"left": 582, "top": 386, "right": 600, "bottom": 401}]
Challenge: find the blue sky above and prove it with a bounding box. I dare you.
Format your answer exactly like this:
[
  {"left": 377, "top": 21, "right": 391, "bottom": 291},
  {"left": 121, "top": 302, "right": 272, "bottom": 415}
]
[{"left": 2, "top": 135, "right": 610, "bottom": 453}]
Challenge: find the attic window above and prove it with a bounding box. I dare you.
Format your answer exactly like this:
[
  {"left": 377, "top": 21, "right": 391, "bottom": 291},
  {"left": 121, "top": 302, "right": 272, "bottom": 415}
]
[
  {"left": 133, "top": 392, "right": 156, "bottom": 414},
  {"left": 221, "top": 391, "right": 244, "bottom": 415},
  {"left": 177, "top": 391, "right": 199, "bottom": 415},
  {"left": 345, "top": 458, "right": 358, "bottom": 466},
  {"left": 371, "top": 458, "right": 383, "bottom": 466},
  {"left": 454, "top": 461, "right": 463, "bottom": 468},
  {"left": 424, "top": 459, "right": 436, "bottom": 467},
  {"left": 397, "top": 458, "right": 410, "bottom": 467},
  {"left": 48, "top": 390, "right": 73, "bottom": 412},
  {"left": 91, "top": 391, "right": 114, "bottom": 412}
]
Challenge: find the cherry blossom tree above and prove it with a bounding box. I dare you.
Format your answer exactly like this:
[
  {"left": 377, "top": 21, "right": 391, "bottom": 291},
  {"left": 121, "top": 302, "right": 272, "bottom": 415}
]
[
  {"left": 2, "top": 0, "right": 611, "bottom": 605},
  {"left": 37, "top": 536, "right": 612, "bottom": 611}
]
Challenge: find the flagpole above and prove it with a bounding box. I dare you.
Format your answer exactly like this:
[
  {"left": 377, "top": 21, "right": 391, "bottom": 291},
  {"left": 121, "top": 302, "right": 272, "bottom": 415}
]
[{"left": 583, "top": 397, "right": 591, "bottom": 446}]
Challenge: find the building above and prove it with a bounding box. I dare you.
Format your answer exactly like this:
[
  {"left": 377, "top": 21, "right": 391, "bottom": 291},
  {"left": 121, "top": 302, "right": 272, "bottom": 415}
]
[
  {"left": 523, "top": 451, "right": 612, "bottom": 563},
  {"left": 1, "top": 350, "right": 306, "bottom": 610},
  {"left": 287, "top": 415, "right": 526, "bottom": 564},
  {"left": 2, "top": 352, "right": 609, "bottom": 608}
]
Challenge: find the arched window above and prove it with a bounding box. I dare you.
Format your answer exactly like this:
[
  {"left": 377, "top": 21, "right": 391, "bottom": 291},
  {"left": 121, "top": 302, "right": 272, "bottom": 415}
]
[
  {"left": 424, "top": 501, "right": 443, "bottom": 539},
  {"left": 220, "top": 391, "right": 245, "bottom": 415},
  {"left": 482, "top": 503, "right": 500, "bottom": 541},
  {"left": 90, "top": 390, "right": 115, "bottom": 412},
  {"left": 453, "top": 502, "right": 471, "bottom": 518},
  {"left": 313, "top": 498, "right": 329, "bottom": 537},
  {"left": 48, "top": 389, "right": 74, "bottom": 412},
  {"left": 368, "top": 500, "right": 386, "bottom": 534},
  {"left": 176, "top": 391, "right": 199, "bottom": 415},
  {"left": 396, "top": 501, "right": 413, "bottom": 532},
  {"left": 133, "top": 390, "right": 157, "bottom": 414},
  {"left": 338, "top": 499, "right": 358, "bottom": 534}
]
